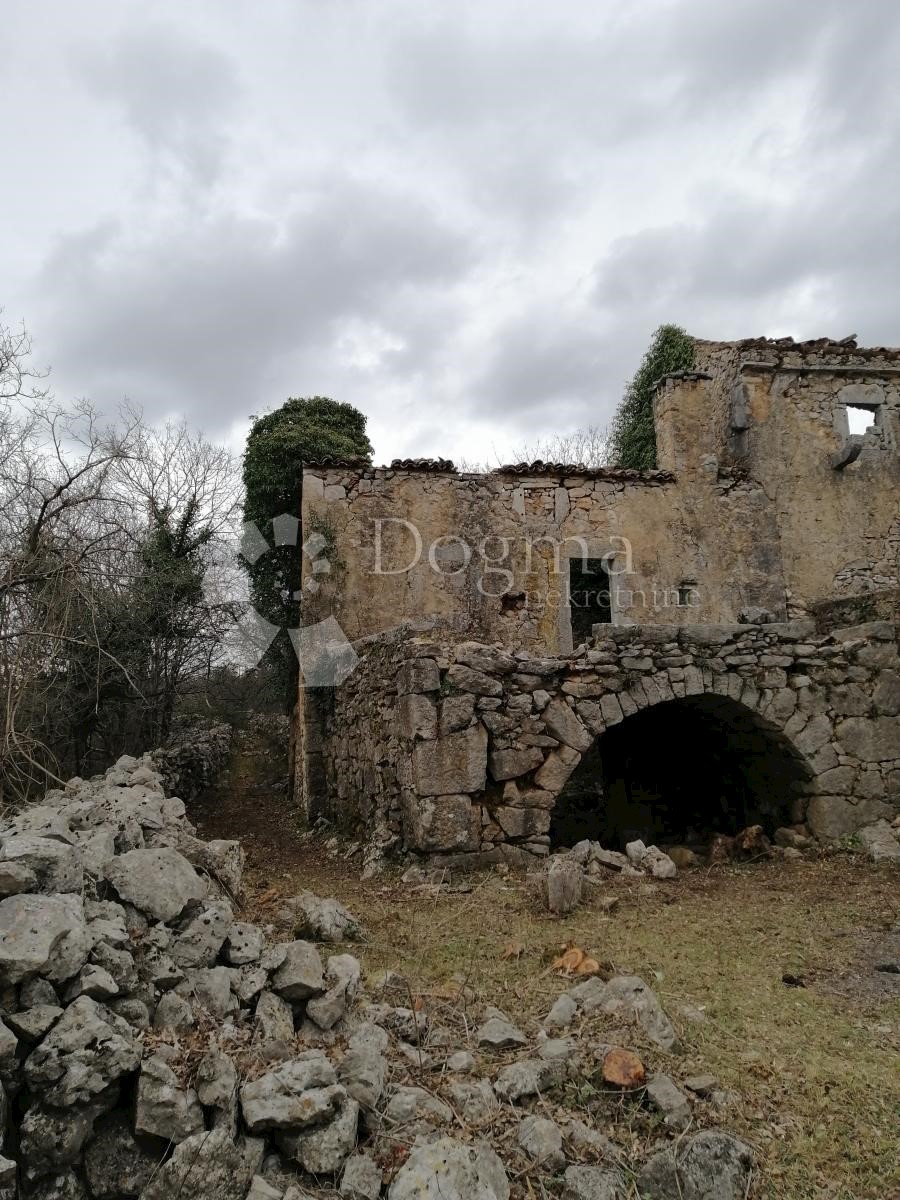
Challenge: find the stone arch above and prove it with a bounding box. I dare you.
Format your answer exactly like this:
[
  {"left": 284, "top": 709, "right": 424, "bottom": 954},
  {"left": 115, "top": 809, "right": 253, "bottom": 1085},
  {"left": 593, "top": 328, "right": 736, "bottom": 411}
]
[{"left": 543, "top": 667, "right": 816, "bottom": 850}]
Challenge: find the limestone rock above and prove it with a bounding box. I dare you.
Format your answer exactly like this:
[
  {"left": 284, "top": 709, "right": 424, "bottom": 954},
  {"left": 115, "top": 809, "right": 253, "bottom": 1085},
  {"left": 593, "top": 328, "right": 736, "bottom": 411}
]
[
  {"left": 196, "top": 1047, "right": 238, "bottom": 1113},
  {"left": 645, "top": 1073, "right": 691, "bottom": 1130},
  {"left": 545, "top": 993, "right": 578, "bottom": 1029},
  {"left": 0, "top": 893, "right": 90, "bottom": 986},
  {"left": 140, "top": 1128, "right": 264, "bottom": 1200},
  {"left": 171, "top": 902, "right": 232, "bottom": 968},
  {"left": 447, "top": 1079, "right": 497, "bottom": 1124},
  {"left": 83, "top": 1113, "right": 158, "bottom": 1199},
  {"left": 103, "top": 848, "right": 207, "bottom": 921},
  {"left": 476, "top": 1015, "right": 527, "bottom": 1050},
  {"left": 20, "top": 1091, "right": 114, "bottom": 1174},
  {"left": 562, "top": 1164, "right": 627, "bottom": 1200},
  {"left": 306, "top": 954, "right": 361, "bottom": 1030},
  {"left": 591, "top": 975, "right": 677, "bottom": 1051},
  {"left": 153, "top": 991, "right": 195, "bottom": 1033},
  {"left": 254, "top": 990, "right": 296, "bottom": 1049},
  {"left": 280, "top": 892, "right": 362, "bottom": 943},
  {"left": 225, "top": 921, "right": 266, "bottom": 964},
  {"left": 493, "top": 1056, "right": 566, "bottom": 1102},
  {"left": 0, "top": 836, "right": 83, "bottom": 894},
  {"left": 413, "top": 724, "right": 487, "bottom": 796},
  {"left": 545, "top": 857, "right": 583, "bottom": 915},
  {"left": 246, "top": 1177, "right": 283, "bottom": 1200},
  {"left": 643, "top": 846, "right": 677, "bottom": 879},
  {"left": 337, "top": 1035, "right": 387, "bottom": 1110},
  {"left": 7, "top": 1005, "right": 62, "bottom": 1042},
  {"left": 636, "top": 1130, "right": 754, "bottom": 1200},
  {"left": 24, "top": 997, "right": 139, "bottom": 1107},
  {"left": 384, "top": 1085, "right": 453, "bottom": 1129},
  {"left": 341, "top": 1151, "right": 382, "bottom": 1200},
  {"left": 240, "top": 1053, "right": 340, "bottom": 1132},
  {"left": 402, "top": 793, "right": 478, "bottom": 853},
  {"left": 181, "top": 966, "right": 239, "bottom": 1018},
  {"left": 134, "top": 1054, "right": 204, "bottom": 1143},
  {"left": 518, "top": 1115, "right": 565, "bottom": 1170},
  {"left": 279, "top": 1094, "right": 360, "bottom": 1174},
  {"left": 388, "top": 1136, "right": 509, "bottom": 1200},
  {"left": 0, "top": 860, "right": 38, "bottom": 896},
  {"left": 857, "top": 820, "right": 900, "bottom": 862},
  {"left": 271, "top": 941, "right": 325, "bottom": 1001}
]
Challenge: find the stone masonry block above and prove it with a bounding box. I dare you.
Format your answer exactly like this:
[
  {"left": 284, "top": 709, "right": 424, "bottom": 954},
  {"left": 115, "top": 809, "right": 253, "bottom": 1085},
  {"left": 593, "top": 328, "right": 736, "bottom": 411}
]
[
  {"left": 398, "top": 694, "right": 437, "bottom": 740},
  {"left": 413, "top": 724, "right": 487, "bottom": 796},
  {"left": 397, "top": 659, "right": 440, "bottom": 695}
]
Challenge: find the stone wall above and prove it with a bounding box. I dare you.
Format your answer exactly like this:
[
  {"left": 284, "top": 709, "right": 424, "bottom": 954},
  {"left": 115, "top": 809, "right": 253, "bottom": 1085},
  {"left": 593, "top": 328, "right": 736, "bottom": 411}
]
[
  {"left": 310, "top": 619, "right": 900, "bottom": 861},
  {"left": 300, "top": 337, "right": 900, "bottom": 652}
]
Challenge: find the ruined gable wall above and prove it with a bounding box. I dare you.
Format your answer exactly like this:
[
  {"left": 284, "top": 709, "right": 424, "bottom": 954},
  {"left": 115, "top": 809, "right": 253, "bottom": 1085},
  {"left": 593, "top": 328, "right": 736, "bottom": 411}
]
[{"left": 655, "top": 340, "right": 900, "bottom": 617}]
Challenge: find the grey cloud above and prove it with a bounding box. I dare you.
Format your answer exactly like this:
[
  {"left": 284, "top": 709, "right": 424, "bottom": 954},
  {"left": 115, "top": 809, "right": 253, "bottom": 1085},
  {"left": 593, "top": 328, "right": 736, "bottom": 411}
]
[
  {"left": 81, "top": 23, "right": 241, "bottom": 185},
  {"left": 5, "top": 0, "right": 900, "bottom": 463},
  {"left": 32, "top": 174, "right": 477, "bottom": 430}
]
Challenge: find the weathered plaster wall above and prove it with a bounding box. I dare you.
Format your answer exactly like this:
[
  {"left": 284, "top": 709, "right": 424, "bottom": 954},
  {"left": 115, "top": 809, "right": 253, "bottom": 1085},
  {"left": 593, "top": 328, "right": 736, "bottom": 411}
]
[
  {"left": 301, "top": 339, "right": 899, "bottom": 653},
  {"left": 301, "top": 459, "right": 786, "bottom": 654},
  {"left": 311, "top": 619, "right": 900, "bottom": 861},
  {"left": 689, "top": 338, "right": 900, "bottom": 613}
]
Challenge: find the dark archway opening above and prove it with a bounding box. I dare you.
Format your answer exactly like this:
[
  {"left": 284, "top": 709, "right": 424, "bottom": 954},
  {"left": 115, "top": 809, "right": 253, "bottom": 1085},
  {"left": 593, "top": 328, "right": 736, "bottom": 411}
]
[{"left": 549, "top": 694, "right": 810, "bottom": 850}]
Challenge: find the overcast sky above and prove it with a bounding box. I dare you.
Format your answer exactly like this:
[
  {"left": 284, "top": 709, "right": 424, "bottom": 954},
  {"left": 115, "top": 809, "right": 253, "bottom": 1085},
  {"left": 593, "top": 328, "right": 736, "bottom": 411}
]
[{"left": 4, "top": 0, "right": 899, "bottom": 465}]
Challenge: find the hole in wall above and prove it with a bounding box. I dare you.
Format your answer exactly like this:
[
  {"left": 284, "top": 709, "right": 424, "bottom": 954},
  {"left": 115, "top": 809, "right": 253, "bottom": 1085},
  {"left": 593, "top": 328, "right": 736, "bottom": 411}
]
[
  {"left": 846, "top": 404, "right": 878, "bottom": 436},
  {"left": 549, "top": 694, "right": 809, "bottom": 850}
]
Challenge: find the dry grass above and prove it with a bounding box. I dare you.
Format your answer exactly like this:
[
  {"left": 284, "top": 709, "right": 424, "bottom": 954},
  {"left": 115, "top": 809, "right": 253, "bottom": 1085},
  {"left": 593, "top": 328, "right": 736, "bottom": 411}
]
[
  {"left": 192, "top": 765, "right": 899, "bottom": 1198},
  {"left": 239, "top": 847, "right": 899, "bottom": 1200}
]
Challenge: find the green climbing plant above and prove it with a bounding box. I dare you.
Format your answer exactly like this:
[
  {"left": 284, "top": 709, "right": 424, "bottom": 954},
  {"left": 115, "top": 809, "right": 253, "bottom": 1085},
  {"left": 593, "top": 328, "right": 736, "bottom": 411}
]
[
  {"left": 241, "top": 396, "right": 373, "bottom": 706},
  {"left": 610, "top": 325, "right": 695, "bottom": 469}
]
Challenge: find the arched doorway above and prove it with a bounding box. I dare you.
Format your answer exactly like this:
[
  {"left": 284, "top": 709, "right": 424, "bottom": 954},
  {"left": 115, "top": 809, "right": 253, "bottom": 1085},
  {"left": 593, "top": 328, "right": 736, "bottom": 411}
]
[{"left": 549, "top": 693, "right": 811, "bottom": 849}]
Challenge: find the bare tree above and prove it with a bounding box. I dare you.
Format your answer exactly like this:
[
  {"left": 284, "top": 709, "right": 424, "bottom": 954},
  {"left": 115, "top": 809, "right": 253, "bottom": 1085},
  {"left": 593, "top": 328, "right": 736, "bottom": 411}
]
[
  {"left": 509, "top": 424, "right": 609, "bottom": 468},
  {"left": 0, "top": 317, "right": 242, "bottom": 803}
]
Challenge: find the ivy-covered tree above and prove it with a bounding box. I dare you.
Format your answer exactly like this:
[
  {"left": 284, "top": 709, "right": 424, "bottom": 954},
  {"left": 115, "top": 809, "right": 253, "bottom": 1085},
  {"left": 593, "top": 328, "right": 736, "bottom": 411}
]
[
  {"left": 609, "top": 325, "right": 695, "bottom": 469},
  {"left": 241, "top": 397, "right": 373, "bottom": 706}
]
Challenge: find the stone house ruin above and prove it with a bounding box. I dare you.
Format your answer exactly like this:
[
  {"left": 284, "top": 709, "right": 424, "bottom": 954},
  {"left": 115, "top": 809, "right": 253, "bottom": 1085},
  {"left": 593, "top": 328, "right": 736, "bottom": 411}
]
[{"left": 295, "top": 336, "right": 900, "bottom": 864}]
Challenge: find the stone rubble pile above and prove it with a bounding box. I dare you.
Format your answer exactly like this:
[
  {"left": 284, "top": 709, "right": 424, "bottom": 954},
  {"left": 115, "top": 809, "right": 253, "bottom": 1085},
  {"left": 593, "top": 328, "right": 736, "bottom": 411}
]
[{"left": 0, "top": 757, "right": 757, "bottom": 1199}]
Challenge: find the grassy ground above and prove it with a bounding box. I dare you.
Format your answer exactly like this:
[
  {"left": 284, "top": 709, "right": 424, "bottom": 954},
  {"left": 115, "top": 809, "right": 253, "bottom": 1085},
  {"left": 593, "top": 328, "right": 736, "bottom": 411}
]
[{"left": 193, "top": 764, "right": 900, "bottom": 1200}]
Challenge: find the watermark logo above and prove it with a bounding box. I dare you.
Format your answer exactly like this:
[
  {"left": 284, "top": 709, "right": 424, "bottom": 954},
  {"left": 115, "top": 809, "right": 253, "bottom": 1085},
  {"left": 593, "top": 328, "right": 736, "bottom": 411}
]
[{"left": 232, "top": 516, "right": 358, "bottom": 687}]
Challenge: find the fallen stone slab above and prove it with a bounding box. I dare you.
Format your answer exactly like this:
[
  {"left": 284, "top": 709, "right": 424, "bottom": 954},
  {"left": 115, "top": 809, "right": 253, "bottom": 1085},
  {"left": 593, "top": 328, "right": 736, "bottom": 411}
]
[
  {"left": 645, "top": 1072, "right": 691, "bottom": 1131},
  {"left": 476, "top": 1014, "right": 527, "bottom": 1050}
]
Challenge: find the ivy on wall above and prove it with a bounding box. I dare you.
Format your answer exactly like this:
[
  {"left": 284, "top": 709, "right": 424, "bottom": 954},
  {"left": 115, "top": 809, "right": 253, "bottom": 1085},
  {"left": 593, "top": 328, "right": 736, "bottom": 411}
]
[{"left": 609, "top": 325, "right": 695, "bottom": 469}]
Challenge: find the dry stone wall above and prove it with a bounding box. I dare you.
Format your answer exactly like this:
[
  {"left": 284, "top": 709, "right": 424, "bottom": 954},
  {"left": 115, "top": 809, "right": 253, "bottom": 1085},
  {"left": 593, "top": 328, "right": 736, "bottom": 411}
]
[{"left": 314, "top": 619, "right": 900, "bottom": 862}]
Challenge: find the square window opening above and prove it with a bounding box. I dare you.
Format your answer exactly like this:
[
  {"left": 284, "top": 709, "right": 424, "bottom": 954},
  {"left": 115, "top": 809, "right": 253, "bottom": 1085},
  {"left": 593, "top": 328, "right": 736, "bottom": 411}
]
[
  {"left": 846, "top": 404, "right": 879, "bottom": 436},
  {"left": 569, "top": 557, "right": 611, "bottom": 644}
]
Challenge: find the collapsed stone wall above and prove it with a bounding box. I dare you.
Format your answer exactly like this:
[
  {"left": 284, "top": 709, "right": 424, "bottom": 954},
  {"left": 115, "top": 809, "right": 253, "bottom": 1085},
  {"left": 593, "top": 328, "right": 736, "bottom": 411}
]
[
  {"left": 313, "top": 619, "right": 900, "bottom": 862},
  {"left": 149, "top": 722, "right": 233, "bottom": 801},
  {"left": 0, "top": 746, "right": 765, "bottom": 1200}
]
